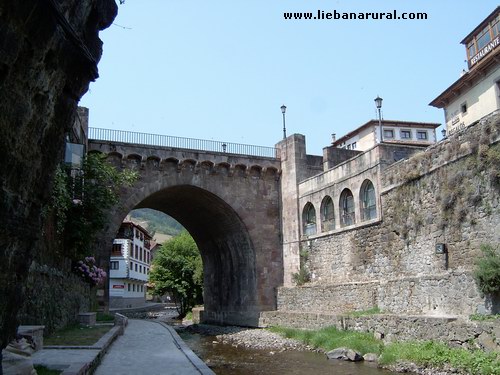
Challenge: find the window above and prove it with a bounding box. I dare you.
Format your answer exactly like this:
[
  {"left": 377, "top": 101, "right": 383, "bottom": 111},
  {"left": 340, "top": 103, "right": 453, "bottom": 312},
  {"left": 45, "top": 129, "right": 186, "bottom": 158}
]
[
  {"left": 140, "top": 248, "right": 143, "bottom": 262},
  {"left": 110, "top": 261, "right": 119, "bottom": 270},
  {"left": 135, "top": 245, "right": 138, "bottom": 258},
  {"left": 130, "top": 261, "right": 133, "bottom": 270},
  {"left": 467, "top": 41, "right": 477, "bottom": 58},
  {"left": 135, "top": 229, "right": 139, "bottom": 239},
  {"left": 128, "top": 283, "right": 131, "bottom": 292},
  {"left": 461, "top": 102, "right": 468, "bottom": 114},
  {"left": 302, "top": 203, "right": 317, "bottom": 236},
  {"left": 383, "top": 129, "right": 394, "bottom": 139},
  {"left": 135, "top": 263, "right": 138, "bottom": 271},
  {"left": 112, "top": 244, "right": 122, "bottom": 256},
  {"left": 477, "top": 26, "right": 492, "bottom": 50},
  {"left": 340, "top": 189, "right": 355, "bottom": 227},
  {"left": 133, "top": 284, "right": 136, "bottom": 292},
  {"left": 351, "top": 142, "right": 357, "bottom": 150},
  {"left": 139, "top": 265, "right": 142, "bottom": 273},
  {"left": 360, "top": 180, "right": 377, "bottom": 221},
  {"left": 140, "top": 285, "right": 144, "bottom": 292},
  {"left": 417, "top": 131, "right": 428, "bottom": 140},
  {"left": 321, "top": 196, "right": 335, "bottom": 232},
  {"left": 400, "top": 130, "right": 412, "bottom": 139},
  {"left": 347, "top": 144, "right": 351, "bottom": 150},
  {"left": 492, "top": 15, "right": 500, "bottom": 37}
]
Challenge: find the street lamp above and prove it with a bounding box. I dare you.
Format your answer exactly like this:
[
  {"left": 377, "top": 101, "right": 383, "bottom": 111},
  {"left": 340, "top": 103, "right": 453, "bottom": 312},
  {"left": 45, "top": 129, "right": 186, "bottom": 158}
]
[
  {"left": 374, "top": 96, "right": 383, "bottom": 143},
  {"left": 281, "top": 104, "right": 287, "bottom": 139}
]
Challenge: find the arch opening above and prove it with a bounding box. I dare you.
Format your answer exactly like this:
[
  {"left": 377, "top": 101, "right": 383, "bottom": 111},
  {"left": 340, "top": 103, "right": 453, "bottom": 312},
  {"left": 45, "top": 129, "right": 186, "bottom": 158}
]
[
  {"left": 340, "top": 188, "right": 355, "bottom": 227},
  {"left": 127, "top": 185, "right": 259, "bottom": 323}
]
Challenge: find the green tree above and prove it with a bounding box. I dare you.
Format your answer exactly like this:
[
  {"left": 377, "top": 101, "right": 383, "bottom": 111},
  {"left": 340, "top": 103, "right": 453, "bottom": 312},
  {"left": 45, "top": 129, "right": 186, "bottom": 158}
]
[
  {"left": 149, "top": 231, "right": 203, "bottom": 318},
  {"left": 49, "top": 153, "right": 137, "bottom": 259}
]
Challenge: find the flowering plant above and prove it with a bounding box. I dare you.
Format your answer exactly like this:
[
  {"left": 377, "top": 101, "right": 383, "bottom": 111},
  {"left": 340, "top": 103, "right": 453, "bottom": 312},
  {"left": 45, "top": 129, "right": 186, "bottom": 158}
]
[{"left": 75, "top": 256, "right": 107, "bottom": 286}]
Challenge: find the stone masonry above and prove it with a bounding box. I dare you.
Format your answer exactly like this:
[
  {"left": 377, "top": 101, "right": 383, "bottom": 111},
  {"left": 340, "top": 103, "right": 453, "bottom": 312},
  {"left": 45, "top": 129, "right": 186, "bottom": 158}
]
[{"left": 277, "top": 112, "right": 500, "bottom": 318}]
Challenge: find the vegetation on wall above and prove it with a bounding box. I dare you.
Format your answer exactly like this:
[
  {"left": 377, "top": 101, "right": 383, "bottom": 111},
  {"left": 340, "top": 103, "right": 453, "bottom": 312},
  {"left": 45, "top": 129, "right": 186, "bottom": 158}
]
[
  {"left": 474, "top": 244, "right": 500, "bottom": 296},
  {"left": 388, "top": 119, "right": 500, "bottom": 244},
  {"left": 292, "top": 247, "right": 311, "bottom": 286},
  {"left": 149, "top": 231, "right": 203, "bottom": 318},
  {"left": 47, "top": 153, "right": 137, "bottom": 260}
]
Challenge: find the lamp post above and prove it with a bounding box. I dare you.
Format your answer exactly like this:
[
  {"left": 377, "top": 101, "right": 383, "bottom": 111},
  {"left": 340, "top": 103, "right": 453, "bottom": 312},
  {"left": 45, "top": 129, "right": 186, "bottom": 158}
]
[
  {"left": 374, "top": 96, "right": 383, "bottom": 143},
  {"left": 281, "top": 104, "right": 287, "bottom": 139}
]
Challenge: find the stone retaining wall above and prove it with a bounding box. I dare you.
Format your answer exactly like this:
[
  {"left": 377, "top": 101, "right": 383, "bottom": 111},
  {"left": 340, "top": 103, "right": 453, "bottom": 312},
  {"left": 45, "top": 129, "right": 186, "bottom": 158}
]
[
  {"left": 259, "top": 311, "right": 500, "bottom": 350},
  {"left": 281, "top": 113, "right": 500, "bottom": 317}
]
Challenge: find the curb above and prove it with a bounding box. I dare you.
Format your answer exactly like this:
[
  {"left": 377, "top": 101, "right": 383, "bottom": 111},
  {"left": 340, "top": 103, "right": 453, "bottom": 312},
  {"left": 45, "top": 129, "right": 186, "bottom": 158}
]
[{"left": 155, "top": 321, "right": 215, "bottom": 375}]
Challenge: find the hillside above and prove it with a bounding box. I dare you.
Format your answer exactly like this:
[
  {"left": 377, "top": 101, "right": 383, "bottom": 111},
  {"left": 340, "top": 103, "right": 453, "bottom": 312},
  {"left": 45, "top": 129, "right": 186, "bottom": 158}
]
[{"left": 129, "top": 208, "right": 184, "bottom": 238}]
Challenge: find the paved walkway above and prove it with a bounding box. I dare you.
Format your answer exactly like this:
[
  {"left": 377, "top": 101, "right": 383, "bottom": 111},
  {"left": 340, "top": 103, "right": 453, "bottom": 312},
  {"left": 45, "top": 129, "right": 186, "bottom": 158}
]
[{"left": 94, "top": 319, "right": 213, "bottom": 375}]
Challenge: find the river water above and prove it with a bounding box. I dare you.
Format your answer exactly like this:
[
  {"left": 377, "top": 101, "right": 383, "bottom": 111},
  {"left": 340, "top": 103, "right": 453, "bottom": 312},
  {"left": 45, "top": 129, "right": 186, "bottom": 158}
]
[{"left": 179, "top": 331, "right": 396, "bottom": 375}]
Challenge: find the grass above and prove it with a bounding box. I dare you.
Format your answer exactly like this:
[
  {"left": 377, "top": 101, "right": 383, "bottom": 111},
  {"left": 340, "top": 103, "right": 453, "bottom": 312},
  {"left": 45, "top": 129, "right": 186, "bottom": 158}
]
[
  {"left": 470, "top": 313, "right": 500, "bottom": 321},
  {"left": 269, "top": 326, "right": 383, "bottom": 355},
  {"left": 96, "top": 312, "right": 115, "bottom": 322},
  {"left": 44, "top": 323, "right": 113, "bottom": 346},
  {"left": 184, "top": 310, "right": 193, "bottom": 321},
  {"left": 379, "top": 341, "right": 500, "bottom": 375},
  {"left": 270, "top": 325, "right": 500, "bottom": 375},
  {"left": 345, "top": 306, "right": 381, "bottom": 317},
  {"left": 34, "top": 365, "right": 62, "bottom": 375}
]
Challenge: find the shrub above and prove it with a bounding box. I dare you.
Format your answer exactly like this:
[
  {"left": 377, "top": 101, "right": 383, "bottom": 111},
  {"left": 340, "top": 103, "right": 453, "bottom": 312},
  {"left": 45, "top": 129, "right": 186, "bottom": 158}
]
[{"left": 474, "top": 244, "right": 500, "bottom": 296}]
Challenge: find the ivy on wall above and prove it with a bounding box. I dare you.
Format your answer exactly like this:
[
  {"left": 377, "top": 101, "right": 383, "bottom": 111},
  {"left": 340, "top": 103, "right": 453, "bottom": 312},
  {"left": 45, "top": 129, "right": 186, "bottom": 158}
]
[{"left": 46, "top": 153, "right": 137, "bottom": 260}]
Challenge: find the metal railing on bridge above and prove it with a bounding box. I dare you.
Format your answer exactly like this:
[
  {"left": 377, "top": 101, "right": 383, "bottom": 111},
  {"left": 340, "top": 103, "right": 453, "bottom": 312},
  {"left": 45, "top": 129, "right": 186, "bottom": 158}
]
[{"left": 88, "top": 128, "right": 278, "bottom": 158}]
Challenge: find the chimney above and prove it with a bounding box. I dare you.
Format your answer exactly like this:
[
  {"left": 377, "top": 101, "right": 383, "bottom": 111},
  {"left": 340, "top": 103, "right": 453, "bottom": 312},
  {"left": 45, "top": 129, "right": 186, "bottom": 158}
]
[{"left": 331, "top": 133, "right": 336, "bottom": 144}]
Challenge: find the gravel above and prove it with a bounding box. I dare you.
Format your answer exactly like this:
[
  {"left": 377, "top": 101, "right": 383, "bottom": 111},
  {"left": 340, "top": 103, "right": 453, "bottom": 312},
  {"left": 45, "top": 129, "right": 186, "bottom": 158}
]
[{"left": 179, "top": 324, "right": 312, "bottom": 351}]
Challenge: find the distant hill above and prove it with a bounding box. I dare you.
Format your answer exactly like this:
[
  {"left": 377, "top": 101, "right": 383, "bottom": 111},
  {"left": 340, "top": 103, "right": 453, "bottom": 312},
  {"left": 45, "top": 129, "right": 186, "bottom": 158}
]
[{"left": 129, "top": 208, "right": 184, "bottom": 238}]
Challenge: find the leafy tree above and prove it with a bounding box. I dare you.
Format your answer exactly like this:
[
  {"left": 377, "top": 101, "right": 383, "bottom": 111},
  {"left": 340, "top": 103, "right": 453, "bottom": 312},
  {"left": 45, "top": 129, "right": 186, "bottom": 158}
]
[
  {"left": 49, "top": 153, "right": 137, "bottom": 259},
  {"left": 149, "top": 231, "right": 203, "bottom": 318}
]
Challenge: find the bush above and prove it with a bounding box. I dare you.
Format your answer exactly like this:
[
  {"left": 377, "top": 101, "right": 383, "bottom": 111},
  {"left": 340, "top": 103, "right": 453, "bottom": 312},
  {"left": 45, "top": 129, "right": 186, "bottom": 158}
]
[
  {"left": 379, "top": 341, "right": 500, "bottom": 375},
  {"left": 474, "top": 244, "right": 500, "bottom": 296}
]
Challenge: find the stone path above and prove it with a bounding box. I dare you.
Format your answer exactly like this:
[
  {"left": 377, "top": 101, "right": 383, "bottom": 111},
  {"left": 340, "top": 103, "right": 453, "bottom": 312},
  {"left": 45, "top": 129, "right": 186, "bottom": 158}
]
[{"left": 94, "top": 319, "right": 213, "bottom": 375}]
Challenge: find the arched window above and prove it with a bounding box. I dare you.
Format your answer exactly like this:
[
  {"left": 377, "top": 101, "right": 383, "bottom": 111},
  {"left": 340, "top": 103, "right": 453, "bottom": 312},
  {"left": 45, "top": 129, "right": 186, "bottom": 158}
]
[
  {"left": 361, "top": 180, "right": 377, "bottom": 221},
  {"left": 321, "top": 196, "right": 335, "bottom": 232},
  {"left": 340, "top": 189, "right": 355, "bottom": 227},
  {"left": 302, "top": 203, "right": 317, "bottom": 236}
]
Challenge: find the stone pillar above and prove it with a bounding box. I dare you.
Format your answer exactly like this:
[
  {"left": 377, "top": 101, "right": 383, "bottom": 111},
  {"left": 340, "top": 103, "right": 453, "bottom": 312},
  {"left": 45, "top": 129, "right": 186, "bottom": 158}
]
[{"left": 276, "top": 134, "right": 309, "bottom": 286}]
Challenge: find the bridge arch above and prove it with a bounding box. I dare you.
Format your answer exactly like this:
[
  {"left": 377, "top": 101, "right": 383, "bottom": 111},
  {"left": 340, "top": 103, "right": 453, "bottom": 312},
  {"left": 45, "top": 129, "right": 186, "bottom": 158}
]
[
  {"left": 135, "top": 185, "right": 257, "bottom": 318},
  {"left": 92, "top": 140, "right": 283, "bottom": 326}
]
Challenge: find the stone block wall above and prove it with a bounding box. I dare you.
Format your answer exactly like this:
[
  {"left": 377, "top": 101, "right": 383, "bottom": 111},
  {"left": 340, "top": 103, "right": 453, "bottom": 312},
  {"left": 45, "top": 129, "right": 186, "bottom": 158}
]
[
  {"left": 17, "top": 262, "right": 91, "bottom": 335},
  {"left": 260, "top": 311, "right": 500, "bottom": 350},
  {"left": 278, "top": 113, "right": 500, "bottom": 317}
]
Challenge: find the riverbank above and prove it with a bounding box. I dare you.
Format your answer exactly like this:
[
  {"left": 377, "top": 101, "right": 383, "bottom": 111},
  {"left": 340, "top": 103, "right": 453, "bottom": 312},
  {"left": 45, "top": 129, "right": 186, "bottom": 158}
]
[{"left": 178, "top": 323, "right": 498, "bottom": 375}]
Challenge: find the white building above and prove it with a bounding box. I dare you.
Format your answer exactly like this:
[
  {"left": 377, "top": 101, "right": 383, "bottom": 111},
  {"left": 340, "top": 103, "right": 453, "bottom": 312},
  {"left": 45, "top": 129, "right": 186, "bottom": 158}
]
[
  {"left": 109, "top": 221, "right": 152, "bottom": 308},
  {"left": 331, "top": 119, "right": 439, "bottom": 151},
  {"left": 430, "top": 7, "right": 500, "bottom": 135}
]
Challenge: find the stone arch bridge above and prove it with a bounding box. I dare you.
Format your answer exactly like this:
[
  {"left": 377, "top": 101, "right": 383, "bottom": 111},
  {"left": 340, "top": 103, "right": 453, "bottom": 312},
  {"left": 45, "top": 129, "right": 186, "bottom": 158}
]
[{"left": 88, "top": 128, "right": 283, "bottom": 326}]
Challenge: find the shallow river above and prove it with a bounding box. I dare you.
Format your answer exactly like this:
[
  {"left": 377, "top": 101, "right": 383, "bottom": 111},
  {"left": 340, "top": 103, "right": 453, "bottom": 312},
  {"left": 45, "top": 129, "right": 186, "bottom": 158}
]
[{"left": 180, "top": 332, "right": 397, "bottom": 375}]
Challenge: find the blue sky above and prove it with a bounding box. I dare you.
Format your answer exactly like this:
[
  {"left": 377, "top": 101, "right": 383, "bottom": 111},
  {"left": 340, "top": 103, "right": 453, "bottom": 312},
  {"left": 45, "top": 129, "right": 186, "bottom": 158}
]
[{"left": 80, "top": 0, "right": 499, "bottom": 155}]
